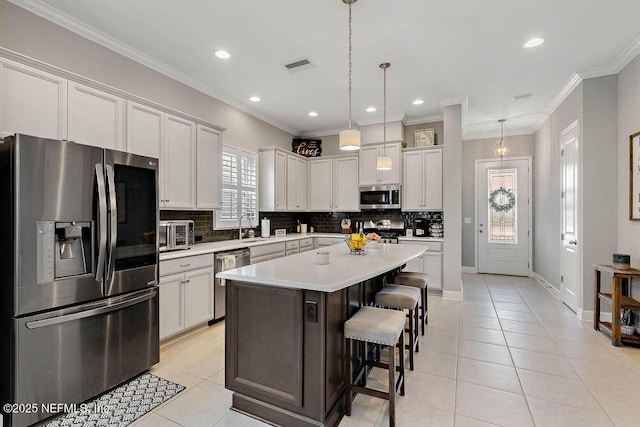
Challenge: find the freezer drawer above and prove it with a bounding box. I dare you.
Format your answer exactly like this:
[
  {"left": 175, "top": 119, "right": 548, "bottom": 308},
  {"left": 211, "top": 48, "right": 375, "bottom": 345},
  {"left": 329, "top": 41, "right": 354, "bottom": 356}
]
[{"left": 8, "top": 288, "right": 159, "bottom": 427}]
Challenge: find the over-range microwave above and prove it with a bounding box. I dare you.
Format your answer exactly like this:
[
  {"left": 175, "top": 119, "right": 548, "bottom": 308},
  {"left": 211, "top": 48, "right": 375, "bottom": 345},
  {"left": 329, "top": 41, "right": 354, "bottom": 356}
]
[
  {"left": 359, "top": 185, "right": 401, "bottom": 209},
  {"left": 159, "top": 220, "right": 195, "bottom": 252}
]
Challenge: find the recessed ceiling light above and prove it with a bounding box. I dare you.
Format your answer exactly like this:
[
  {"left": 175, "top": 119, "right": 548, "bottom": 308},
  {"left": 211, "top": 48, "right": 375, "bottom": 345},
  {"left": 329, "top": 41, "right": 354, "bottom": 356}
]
[
  {"left": 366, "top": 107, "right": 376, "bottom": 112},
  {"left": 412, "top": 99, "right": 424, "bottom": 105},
  {"left": 523, "top": 37, "right": 545, "bottom": 48},
  {"left": 249, "top": 96, "right": 261, "bottom": 102},
  {"left": 215, "top": 50, "right": 231, "bottom": 59},
  {"left": 308, "top": 111, "right": 318, "bottom": 117}
]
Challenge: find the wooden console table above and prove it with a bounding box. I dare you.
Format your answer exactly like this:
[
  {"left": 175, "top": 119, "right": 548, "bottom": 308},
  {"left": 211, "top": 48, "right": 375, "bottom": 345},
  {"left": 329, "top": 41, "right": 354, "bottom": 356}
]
[{"left": 594, "top": 264, "right": 640, "bottom": 346}]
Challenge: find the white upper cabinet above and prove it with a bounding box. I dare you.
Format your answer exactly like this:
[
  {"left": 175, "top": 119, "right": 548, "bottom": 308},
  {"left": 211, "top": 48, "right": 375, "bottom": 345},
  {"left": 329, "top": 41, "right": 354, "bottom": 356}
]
[
  {"left": 68, "top": 81, "right": 125, "bottom": 150},
  {"left": 308, "top": 159, "right": 333, "bottom": 211},
  {"left": 196, "top": 124, "right": 222, "bottom": 209},
  {"left": 287, "top": 154, "right": 307, "bottom": 211},
  {"left": 308, "top": 156, "right": 359, "bottom": 212},
  {"left": 259, "top": 148, "right": 301, "bottom": 211},
  {"left": 126, "top": 101, "right": 163, "bottom": 158},
  {"left": 358, "top": 142, "right": 401, "bottom": 185},
  {"left": 334, "top": 156, "right": 360, "bottom": 211},
  {"left": 402, "top": 148, "right": 443, "bottom": 211},
  {"left": 163, "top": 114, "right": 196, "bottom": 209},
  {"left": 0, "top": 58, "right": 67, "bottom": 139}
]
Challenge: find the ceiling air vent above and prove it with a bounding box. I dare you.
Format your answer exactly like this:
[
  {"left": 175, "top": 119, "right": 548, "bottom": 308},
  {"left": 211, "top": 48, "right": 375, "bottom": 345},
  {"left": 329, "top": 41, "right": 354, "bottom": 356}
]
[
  {"left": 284, "top": 59, "right": 313, "bottom": 73},
  {"left": 512, "top": 93, "right": 533, "bottom": 101}
]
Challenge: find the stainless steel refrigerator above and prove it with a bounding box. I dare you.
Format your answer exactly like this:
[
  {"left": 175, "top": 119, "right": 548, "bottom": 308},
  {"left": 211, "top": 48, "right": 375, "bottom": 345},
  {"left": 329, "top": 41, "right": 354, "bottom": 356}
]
[{"left": 0, "top": 134, "right": 160, "bottom": 427}]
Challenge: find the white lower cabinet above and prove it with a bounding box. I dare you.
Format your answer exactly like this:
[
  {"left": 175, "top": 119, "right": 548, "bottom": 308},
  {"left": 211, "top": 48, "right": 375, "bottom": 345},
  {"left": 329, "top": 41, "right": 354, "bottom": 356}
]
[
  {"left": 159, "top": 255, "right": 214, "bottom": 340},
  {"left": 400, "top": 241, "right": 443, "bottom": 290},
  {"left": 250, "top": 242, "right": 286, "bottom": 264}
]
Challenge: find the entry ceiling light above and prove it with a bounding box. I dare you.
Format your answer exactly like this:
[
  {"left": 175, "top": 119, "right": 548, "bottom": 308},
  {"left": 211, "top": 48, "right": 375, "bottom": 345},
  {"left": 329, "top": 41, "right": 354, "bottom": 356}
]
[
  {"left": 339, "top": 0, "right": 361, "bottom": 151},
  {"left": 495, "top": 119, "right": 507, "bottom": 159},
  {"left": 215, "top": 50, "right": 231, "bottom": 59},
  {"left": 412, "top": 99, "right": 424, "bottom": 105},
  {"left": 377, "top": 62, "right": 392, "bottom": 171},
  {"left": 523, "top": 37, "right": 545, "bottom": 48},
  {"left": 366, "top": 106, "right": 376, "bottom": 112},
  {"left": 249, "top": 96, "right": 261, "bottom": 102}
]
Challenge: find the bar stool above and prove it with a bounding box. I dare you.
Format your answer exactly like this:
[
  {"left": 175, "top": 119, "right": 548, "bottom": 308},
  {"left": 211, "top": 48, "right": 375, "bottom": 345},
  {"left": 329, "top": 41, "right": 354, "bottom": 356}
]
[
  {"left": 394, "top": 272, "right": 429, "bottom": 335},
  {"left": 344, "top": 306, "right": 406, "bottom": 427},
  {"left": 375, "top": 285, "right": 421, "bottom": 371}
]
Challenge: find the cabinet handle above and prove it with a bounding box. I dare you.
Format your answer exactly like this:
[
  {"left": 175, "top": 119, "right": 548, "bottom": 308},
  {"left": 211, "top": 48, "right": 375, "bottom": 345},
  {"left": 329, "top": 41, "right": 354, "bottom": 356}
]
[{"left": 180, "top": 263, "right": 191, "bottom": 268}]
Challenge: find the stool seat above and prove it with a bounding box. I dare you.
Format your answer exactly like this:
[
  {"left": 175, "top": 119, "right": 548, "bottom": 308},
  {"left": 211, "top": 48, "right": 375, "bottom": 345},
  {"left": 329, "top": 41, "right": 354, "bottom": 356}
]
[
  {"left": 376, "top": 285, "right": 421, "bottom": 310},
  {"left": 345, "top": 306, "right": 406, "bottom": 346},
  {"left": 394, "top": 272, "right": 428, "bottom": 289}
]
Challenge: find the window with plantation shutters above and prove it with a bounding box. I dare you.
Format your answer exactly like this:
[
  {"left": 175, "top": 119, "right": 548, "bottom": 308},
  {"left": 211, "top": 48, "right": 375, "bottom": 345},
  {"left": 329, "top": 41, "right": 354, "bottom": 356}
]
[{"left": 216, "top": 146, "right": 258, "bottom": 229}]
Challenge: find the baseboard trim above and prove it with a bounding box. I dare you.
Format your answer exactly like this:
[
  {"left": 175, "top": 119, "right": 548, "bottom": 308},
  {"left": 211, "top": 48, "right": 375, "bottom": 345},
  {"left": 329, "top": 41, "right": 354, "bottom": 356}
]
[
  {"left": 462, "top": 266, "right": 478, "bottom": 274},
  {"left": 531, "top": 271, "right": 562, "bottom": 300},
  {"left": 443, "top": 290, "right": 463, "bottom": 301}
]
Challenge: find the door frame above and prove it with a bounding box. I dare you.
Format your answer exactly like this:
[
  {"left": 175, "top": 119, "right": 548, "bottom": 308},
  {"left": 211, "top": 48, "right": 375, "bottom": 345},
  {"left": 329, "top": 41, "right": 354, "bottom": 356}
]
[
  {"left": 560, "top": 120, "right": 582, "bottom": 313},
  {"left": 474, "top": 156, "right": 533, "bottom": 276}
]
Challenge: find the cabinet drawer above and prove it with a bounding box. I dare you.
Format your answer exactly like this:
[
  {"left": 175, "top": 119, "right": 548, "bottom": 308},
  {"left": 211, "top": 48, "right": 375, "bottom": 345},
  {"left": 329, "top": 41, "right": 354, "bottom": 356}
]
[
  {"left": 250, "top": 253, "right": 284, "bottom": 264},
  {"left": 160, "top": 253, "right": 214, "bottom": 276},
  {"left": 299, "top": 238, "right": 313, "bottom": 248},
  {"left": 250, "top": 242, "right": 286, "bottom": 258},
  {"left": 286, "top": 249, "right": 299, "bottom": 256},
  {"left": 285, "top": 240, "right": 300, "bottom": 250},
  {"left": 314, "top": 237, "right": 345, "bottom": 248},
  {"left": 400, "top": 240, "right": 442, "bottom": 252}
]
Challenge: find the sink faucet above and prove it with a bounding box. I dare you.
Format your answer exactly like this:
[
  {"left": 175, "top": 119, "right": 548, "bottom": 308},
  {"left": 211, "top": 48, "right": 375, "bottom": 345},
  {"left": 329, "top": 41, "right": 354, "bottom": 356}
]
[{"left": 239, "top": 214, "right": 254, "bottom": 240}]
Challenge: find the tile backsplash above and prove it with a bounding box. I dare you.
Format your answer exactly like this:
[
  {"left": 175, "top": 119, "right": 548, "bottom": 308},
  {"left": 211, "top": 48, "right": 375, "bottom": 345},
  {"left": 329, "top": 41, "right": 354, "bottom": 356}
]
[{"left": 161, "top": 210, "right": 443, "bottom": 242}]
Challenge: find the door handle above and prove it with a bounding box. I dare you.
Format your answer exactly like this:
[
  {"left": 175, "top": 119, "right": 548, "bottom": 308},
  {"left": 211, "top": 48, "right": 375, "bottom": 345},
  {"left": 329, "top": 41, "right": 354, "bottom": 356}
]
[
  {"left": 95, "top": 163, "right": 107, "bottom": 282},
  {"left": 569, "top": 240, "right": 577, "bottom": 245}
]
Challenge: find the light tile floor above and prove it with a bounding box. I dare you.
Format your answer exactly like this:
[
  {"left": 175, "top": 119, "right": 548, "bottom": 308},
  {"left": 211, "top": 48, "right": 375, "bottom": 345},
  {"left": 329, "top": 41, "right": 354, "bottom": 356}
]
[{"left": 133, "top": 274, "right": 640, "bottom": 426}]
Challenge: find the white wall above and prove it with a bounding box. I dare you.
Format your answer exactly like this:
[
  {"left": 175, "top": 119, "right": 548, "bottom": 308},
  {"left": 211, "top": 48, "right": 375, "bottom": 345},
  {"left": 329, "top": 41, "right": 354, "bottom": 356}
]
[
  {"left": 0, "top": 1, "right": 294, "bottom": 153},
  {"left": 462, "top": 134, "right": 535, "bottom": 268},
  {"left": 443, "top": 104, "right": 463, "bottom": 298},
  {"left": 617, "top": 53, "right": 640, "bottom": 299}
]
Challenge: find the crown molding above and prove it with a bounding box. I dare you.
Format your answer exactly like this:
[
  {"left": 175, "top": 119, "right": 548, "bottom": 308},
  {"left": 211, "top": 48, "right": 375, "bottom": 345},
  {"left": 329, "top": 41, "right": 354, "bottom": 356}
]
[
  {"left": 355, "top": 114, "right": 407, "bottom": 127},
  {"left": 463, "top": 113, "right": 548, "bottom": 140},
  {"left": 463, "top": 129, "right": 536, "bottom": 141},
  {"left": 545, "top": 72, "right": 582, "bottom": 116},
  {"left": 578, "top": 32, "right": 640, "bottom": 79},
  {"left": 404, "top": 114, "right": 444, "bottom": 126},
  {"left": 299, "top": 127, "right": 345, "bottom": 138},
  {"left": 7, "top": 0, "right": 300, "bottom": 136}
]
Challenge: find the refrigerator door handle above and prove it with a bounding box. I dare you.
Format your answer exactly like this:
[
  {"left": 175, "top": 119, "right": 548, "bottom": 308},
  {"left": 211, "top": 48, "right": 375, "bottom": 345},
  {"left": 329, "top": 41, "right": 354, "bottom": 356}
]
[
  {"left": 25, "top": 289, "right": 157, "bottom": 329},
  {"left": 95, "top": 163, "right": 107, "bottom": 282},
  {"left": 105, "top": 164, "right": 118, "bottom": 290}
]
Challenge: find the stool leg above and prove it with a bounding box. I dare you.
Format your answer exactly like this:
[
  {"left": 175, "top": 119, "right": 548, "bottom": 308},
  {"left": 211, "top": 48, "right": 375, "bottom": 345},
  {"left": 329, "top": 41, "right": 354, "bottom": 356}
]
[
  {"left": 421, "top": 289, "right": 426, "bottom": 334},
  {"left": 414, "top": 304, "right": 420, "bottom": 352},
  {"left": 388, "top": 342, "right": 396, "bottom": 427},
  {"left": 408, "top": 309, "right": 414, "bottom": 371},
  {"left": 424, "top": 288, "right": 428, "bottom": 325},
  {"left": 345, "top": 337, "right": 352, "bottom": 416},
  {"left": 398, "top": 331, "right": 405, "bottom": 396}
]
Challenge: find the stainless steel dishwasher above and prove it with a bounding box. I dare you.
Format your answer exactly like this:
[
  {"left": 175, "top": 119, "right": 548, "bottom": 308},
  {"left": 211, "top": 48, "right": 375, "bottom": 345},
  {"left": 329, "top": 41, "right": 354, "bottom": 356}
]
[{"left": 211, "top": 248, "right": 251, "bottom": 322}]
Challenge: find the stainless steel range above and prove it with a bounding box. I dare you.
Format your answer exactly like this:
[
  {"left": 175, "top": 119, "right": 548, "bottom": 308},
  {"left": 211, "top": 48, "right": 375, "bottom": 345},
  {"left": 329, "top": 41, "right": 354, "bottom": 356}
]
[
  {"left": 0, "top": 134, "right": 160, "bottom": 427},
  {"left": 362, "top": 219, "right": 405, "bottom": 244}
]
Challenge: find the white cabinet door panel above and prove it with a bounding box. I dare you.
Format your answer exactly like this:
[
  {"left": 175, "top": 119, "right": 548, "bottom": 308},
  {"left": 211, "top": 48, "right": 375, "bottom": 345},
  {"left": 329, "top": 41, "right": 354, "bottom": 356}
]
[
  {"left": 309, "top": 159, "right": 333, "bottom": 211},
  {"left": 159, "top": 273, "right": 184, "bottom": 340},
  {"left": 297, "top": 158, "right": 307, "bottom": 211},
  {"left": 334, "top": 157, "right": 359, "bottom": 212},
  {"left": 0, "top": 59, "right": 67, "bottom": 139},
  {"left": 183, "top": 267, "right": 214, "bottom": 328},
  {"left": 68, "top": 81, "right": 125, "bottom": 150},
  {"left": 423, "top": 252, "right": 442, "bottom": 290},
  {"left": 196, "top": 125, "right": 222, "bottom": 209},
  {"left": 379, "top": 143, "right": 401, "bottom": 184},
  {"left": 126, "top": 101, "right": 163, "bottom": 158},
  {"left": 423, "top": 149, "right": 443, "bottom": 210},
  {"left": 403, "top": 151, "right": 424, "bottom": 211},
  {"left": 358, "top": 145, "right": 380, "bottom": 185},
  {"left": 275, "top": 150, "right": 287, "bottom": 211},
  {"left": 164, "top": 114, "right": 196, "bottom": 208}
]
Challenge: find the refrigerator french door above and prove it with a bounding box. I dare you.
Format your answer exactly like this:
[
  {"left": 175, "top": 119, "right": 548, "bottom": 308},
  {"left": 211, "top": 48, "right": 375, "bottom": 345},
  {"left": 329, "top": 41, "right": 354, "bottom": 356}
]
[{"left": 0, "top": 134, "right": 160, "bottom": 427}]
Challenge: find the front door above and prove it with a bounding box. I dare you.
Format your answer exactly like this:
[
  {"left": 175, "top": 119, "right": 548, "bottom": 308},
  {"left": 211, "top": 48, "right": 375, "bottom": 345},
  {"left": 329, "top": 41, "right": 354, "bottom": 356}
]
[
  {"left": 561, "top": 122, "right": 580, "bottom": 312},
  {"left": 477, "top": 157, "right": 531, "bottom": 276}
]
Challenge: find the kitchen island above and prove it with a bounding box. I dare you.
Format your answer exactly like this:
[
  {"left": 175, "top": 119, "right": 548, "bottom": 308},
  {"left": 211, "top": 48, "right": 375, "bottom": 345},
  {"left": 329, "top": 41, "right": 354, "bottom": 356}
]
[{"left": 217, "top": 243, "right": 425, "bottom": 427}]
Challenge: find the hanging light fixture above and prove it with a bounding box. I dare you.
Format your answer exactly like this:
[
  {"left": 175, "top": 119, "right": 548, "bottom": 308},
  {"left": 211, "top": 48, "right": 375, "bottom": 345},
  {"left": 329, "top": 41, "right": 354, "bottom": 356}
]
[
  {"left": 377, "top": 62, "right": 392, "bottom": 170},
  {"left": 339, "top": 0, "right": 361, "bottom": 151},
  {"left": 495, "top": 119, "right": 507, "bottom": 159}
]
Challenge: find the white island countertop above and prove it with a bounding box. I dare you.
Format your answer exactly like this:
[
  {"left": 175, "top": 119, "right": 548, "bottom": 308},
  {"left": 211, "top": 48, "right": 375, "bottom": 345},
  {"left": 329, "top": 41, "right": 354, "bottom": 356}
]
[{"left": 216, "top": 243, "right": 426, "bottom": 293}]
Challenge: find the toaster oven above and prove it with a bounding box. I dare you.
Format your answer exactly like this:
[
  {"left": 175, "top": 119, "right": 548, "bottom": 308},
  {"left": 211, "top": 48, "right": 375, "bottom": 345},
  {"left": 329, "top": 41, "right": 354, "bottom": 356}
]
[{"left": 159, "top": 220, "right": 194, "bottom": 251}]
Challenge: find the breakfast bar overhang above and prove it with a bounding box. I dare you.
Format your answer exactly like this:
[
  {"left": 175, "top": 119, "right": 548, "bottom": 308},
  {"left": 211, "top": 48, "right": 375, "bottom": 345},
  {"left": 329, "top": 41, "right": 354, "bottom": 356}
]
[{"left": 217, "top": 243, "right": 425, "bottom": 427}]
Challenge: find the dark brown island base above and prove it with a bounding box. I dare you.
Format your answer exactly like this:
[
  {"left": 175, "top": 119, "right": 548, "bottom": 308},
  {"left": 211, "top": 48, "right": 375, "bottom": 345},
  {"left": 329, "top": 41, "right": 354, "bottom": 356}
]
[{"left": 218, "top": 244, "right": 425, "bottom": 427}]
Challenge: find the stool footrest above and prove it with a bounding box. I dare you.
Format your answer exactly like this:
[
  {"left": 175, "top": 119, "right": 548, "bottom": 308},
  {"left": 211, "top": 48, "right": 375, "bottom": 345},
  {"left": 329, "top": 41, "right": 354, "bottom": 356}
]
[{"left": 351, "top": 384, "right": 389, "bottom": 401}]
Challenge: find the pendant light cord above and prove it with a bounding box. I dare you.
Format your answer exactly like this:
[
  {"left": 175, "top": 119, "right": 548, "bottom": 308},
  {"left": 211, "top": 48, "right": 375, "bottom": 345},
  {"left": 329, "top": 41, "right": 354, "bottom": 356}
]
[
  {"left": 383, "top": 64, "right": 387, "bottom": 155},
  {"left": 347, "top": 2, "right": 353, "bottom": 129}
]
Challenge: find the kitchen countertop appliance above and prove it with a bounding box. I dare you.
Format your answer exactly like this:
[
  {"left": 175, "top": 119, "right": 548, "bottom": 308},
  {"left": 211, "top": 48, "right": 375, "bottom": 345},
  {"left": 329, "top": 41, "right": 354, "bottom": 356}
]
[
  {"left": 210, "top": 248, "right": 251, "bottom": 323},
  {"left": 159, "top": 220, "right": 194, "bottom": 251},
  {"left": 413, "top": 213, "right": 444, "bottom": 238},
  {"left": 0, "top": 134, "right": 160, "bottom": 427},
  {"left": 362, "top": 219, "right": 405, "bottom": 243}
]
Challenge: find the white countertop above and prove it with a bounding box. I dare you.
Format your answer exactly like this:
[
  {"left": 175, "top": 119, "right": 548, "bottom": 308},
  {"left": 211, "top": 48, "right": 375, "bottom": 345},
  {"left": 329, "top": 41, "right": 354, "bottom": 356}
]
[
  {"left": 216, "top": 243, "right": 426, "bottom": 293},
  {"left": 159, "top": 233, "right": 444, "bottom": 261}
]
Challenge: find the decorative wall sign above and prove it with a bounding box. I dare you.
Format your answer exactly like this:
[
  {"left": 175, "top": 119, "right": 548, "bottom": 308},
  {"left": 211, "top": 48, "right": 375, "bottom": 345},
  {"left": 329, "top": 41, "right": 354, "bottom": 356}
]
[
  {"left": 631, "top": 132, "right": 640, "bottom": 220},
  {"left": 292, "top": 138, "right": 322, "bottom": 157},
  {"left": 415, "top": 128, "right": 435, "bottom": 146}
]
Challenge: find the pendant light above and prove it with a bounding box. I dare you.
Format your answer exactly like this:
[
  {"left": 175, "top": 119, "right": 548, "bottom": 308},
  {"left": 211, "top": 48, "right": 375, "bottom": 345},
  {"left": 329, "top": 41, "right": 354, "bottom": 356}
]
[
  {"left": 495, "top": 119, "right": 507, "bottom": 159},
  {"left": 339, "top": 0, "right": 361, "bottom": 151},
  {"left": 376, "top": 62, "right": 392, "bottom": 170}
]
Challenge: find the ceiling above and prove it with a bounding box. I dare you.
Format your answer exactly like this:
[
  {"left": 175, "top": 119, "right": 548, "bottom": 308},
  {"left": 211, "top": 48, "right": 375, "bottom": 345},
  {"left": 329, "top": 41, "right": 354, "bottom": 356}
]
[{"left": 11, "top": 0, "right": 640, "bottom": 139}]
